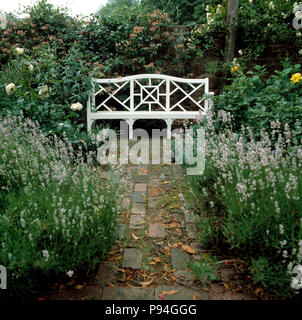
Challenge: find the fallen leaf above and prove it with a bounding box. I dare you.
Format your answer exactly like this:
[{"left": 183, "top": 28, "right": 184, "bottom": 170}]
[
  {"left": 169, "top": 203, "right": 181, "bottom": 209},
  {"left": 255, "top": 287, "right": 263, "bottom": 294},
  {"left": 107, "top": 255, "right": 122, "bottom": 261},
  {"left": 163, "top": 264, "right": 171, "bottom": 273},
  {"left": 141, "top": 278, "right": 154, "bottom": 287},
  {"left": 124, "top": 211, "right": 130, "bottom": 221},
  {"left": 164, "top": 247, "right": 170, "bottom": 254},
  {"left": 117, "top": 268, "right": 126, "bottom": 273},
  {"left": 150, "top": 257, "right": 161, "bottom": 265},
  {"left": 75, "top": 284, "right": 85, "bottom": 290},
  {"left": 193, "top": 296, "right": 198, "bottom": 300},
  {"left": 161, "top": 290, "right": 179, "bottom": 296},
  {"left": 108, "top": 249, "right": 120, "bottom": 255},
  {"left": 181, "top": 244, "right": 196, "bottom": 254},
  {"left": 166, "top": 222, "right": 182, "bottom": 228},
  {"left": 131, "top": 233, "right": 139, "bottom": 240},
  {"left": 170, "top": 275, "right": 177, "bottom": 282},
  {"left": 148, "top": 272, "right": 158, "bottom": 278},
  {"left": 149, "top": 187, "right": 160, "bottom": 196},
  {"left": 67, "top": 279, "right": 76, "bottom": 286},
  {"left": 224, "top": 283, "right": 229, "bottom": 289},
  {"left": 141, "top": 169, "right": 148, "bottom": 173},
  {"left": 172, "top": 242, "right": 183, "bottom": 248}
]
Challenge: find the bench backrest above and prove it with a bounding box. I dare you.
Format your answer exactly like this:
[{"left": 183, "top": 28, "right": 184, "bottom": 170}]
[{"left": 88, "top": 74, "right": 213, "bottom": 114}]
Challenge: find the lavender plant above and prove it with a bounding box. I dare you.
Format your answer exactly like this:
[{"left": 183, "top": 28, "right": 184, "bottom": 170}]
[
  {"left": 0, "top": 113, "right": 122, "bottom": 299},
  {"left": 189, "top": 110, "right": 302, "bottom": 297}
]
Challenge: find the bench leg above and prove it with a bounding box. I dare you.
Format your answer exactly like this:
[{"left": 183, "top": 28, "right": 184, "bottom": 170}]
[
  {"left": 126, "top": 119, "right": 135, "bottom": 140},
  {"left": 87, "top": 118, "right": 94, "bottom": 133},
  {"left": 165, "top": 119, "right": 173, "bottom": 139}
]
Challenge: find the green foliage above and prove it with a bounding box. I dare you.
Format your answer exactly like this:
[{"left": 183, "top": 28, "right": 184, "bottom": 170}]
[
  {"left": 0, "top": 0, "right": 81, "bottom": 65},
  {"left": 78, "top": 10, "right": 174, "bottom": 76},
  {"left": 0, "top": 0, "right": 182, "bottom": 150},
  {"left": 250, "top": 257, "right": 292, "bottom": 293},
  {"left": 140, "top": 0, "right": 224, "bottom": 25},
  {"left": 0, "top": 115, "right": 121, "bottom": 299},
  {"left": 189, "top": 110, "right": 302, "bottom": 297},
  {"left": 183, "top": 0, "right": 302, "bottom": 66},
  {"left": 237, "top": 0, "right": 301, "bottom": 60},
  {"left": 98, "top": 0, "right": 142, "bottom": 22},
  {"left": 188, "top": 255, "right": 219, "bottom": 286},
  {"left": 213, "top": 60, "right": 302, "bottom": 139},
  {"left": 0, "top": 45, "right": 92, "bottom": 145},
  {"left": 141, "top": 0, "right": 196, "bottom": 25}
]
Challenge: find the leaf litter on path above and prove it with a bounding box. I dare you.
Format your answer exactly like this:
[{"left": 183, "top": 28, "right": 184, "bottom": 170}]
[{"left": 160, "top": 290, "right": 179, "bottom": 296}]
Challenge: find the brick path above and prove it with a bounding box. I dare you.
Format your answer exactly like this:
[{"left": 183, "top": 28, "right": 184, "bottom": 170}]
[{"left": 47, "top": 139, "right": 255, "bottom": 300}]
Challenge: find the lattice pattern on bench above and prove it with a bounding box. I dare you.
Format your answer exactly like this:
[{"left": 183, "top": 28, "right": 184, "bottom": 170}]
[{"left": 87, "top": 74, "right": 214, "bottom": 139}]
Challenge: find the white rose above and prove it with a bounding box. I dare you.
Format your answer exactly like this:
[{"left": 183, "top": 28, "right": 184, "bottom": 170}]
[
  {"left": 5, "top": 83, "right": 16, "bottom": 95},
  {"left": 207, "top": 12, "right": 214, "bottom": 24},
  {"left": 238, "top": 49, "right": 243, "bottom": 56},
  {"left": 295, "top": 11, "right": 302, "bottom": 19},
  {"left": 299, "top": 49, "right": 302, "bottom": 55},
  {"left": 70, "top": 102, "right": 83, "bottom": 111},
  {"left": 15, "top": 47, "right": 24, "bottom": 55},
  {"left": 28, "top": 63, "right": 34, "bottom": 72},
  {"left": 38, "top": 85, "right": 50, "bottom": 98}
]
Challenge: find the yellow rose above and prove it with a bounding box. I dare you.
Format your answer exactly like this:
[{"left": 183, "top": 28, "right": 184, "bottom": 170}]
[
  {"left": 232, "top": 66, "right": 239, "bottom": 72},
  {"left": 290, "top": 73, "right": 302, "bottom": 83}
]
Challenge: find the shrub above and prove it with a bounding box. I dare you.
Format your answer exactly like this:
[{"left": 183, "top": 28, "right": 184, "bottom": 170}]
[
  {"left": 189, "top": 111, "right": 302, "bottom": 297},
  {"left": 0, "top": 2, "right": 177, "bottom": 150},
  {"left": 0, "top": 0, "right": 81, "bottom": 65},
  {"left": 0, "top": 44, "right": 93, "bottom": 147},
  {"left": 78, "top": 9, "right": 174, "bottom": 76},
  {"left": 184, "top": 1, "right": 302, "bottom": 66},
  {"left": 213, "top": 60, "right": 302, "bottom": 140},
  {"left": 237, "top": 0, "right": 301, "bottom": 60},
  {"left": 0, "top": 114, "right": 122, "bottom": 299}
]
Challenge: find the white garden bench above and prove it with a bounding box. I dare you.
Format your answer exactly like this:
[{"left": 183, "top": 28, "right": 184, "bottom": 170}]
[{"left": 87, "top": 74, "right": 214, "bottom": 139}]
